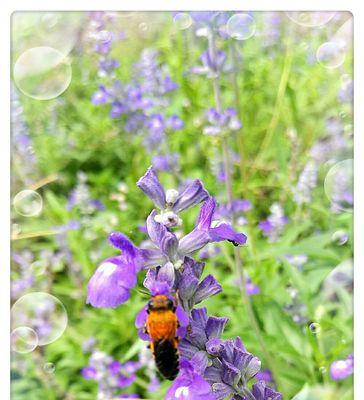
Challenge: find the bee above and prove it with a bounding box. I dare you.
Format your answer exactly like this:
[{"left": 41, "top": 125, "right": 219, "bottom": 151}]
[{"left": 145, "top": 294, "right": 179, "bottom": 381}]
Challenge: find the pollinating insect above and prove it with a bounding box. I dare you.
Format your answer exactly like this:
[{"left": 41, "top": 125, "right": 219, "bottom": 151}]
[{"left": 145, "top": 294, "right": 180, "bottom": 380}]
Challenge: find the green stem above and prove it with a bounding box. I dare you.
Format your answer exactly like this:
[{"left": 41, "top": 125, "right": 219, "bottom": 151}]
[{"left": 252, "top": 27, "right": 294, "bottom": 171}]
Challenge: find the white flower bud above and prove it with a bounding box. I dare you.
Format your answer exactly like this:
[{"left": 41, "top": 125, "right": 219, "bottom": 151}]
[{"left": 166, "top": 189, "right": 179, "bottom": 205}]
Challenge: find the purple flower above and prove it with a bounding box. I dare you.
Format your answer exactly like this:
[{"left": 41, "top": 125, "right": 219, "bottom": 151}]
[
  {"left": 179, "top": 197, "right": 247, "bottom": 255},
  {"left": 330, "top": 354, "right": 353, "bottom": 380},
  {"left": 292, "top": 161, "right": 318, "bottom": 205},
  {"left": 166, "top": 360, "right": 217, "bottom": 400},
  {"left": 137, "top": 166, "right": 209, "bottom": 227},
  {"left": 92, "top": 85, "right": 110, "bottom": 105},
  {"left": 246, "top": 278, "right": 260, "bottom": 296},
  {"left": 204, "top": 107, "right": 242, "bottom": 136},
  {"left": 168, "top": 114, "right": 184, "bottom": 130},
  {"left": 258, "top": 203, "right": 288, "bottom": 242},
  {"left": 255, "top": 369, "right": 273, "bottom": 382},
  {"left": 179, "top": 308, "right": 228, "bottom": 370},
  {"left": 192, "top": 50, "right": 228, "bottom": 78},
  {"left": 152, "top": 153, "right": 180, "bottom": 172},
  {"left": 204, "top": 337, "right": 262, "bottom": 400},
  {"left": 81, "top": 366, "right": 97, "bottom": 379},
  {"left": 86, "top": 234, "right": 141, "bottom": 308},
  {"left": 177, "top": 257, "right": 222, "bottom": 311},
  {"left": 251, "top": 381, "right": 282, "bottom": 400}
]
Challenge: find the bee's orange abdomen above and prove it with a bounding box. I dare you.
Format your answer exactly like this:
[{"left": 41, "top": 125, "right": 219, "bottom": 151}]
[{"left": 146, "top": 309, "right": 178, "bottom": 342}]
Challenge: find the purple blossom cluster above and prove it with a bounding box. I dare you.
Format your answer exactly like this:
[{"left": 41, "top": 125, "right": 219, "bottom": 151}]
[
  {"left": 81, "top": 348, "right": 140, "bottom": 399},
  {"left": 203, "top": 108, "right": 242, "bottom": 136},
  {"left": 86, "top": 167, "right": 281, "bottom": 399},
  {"left": 258, "top": 203, "right": 288, "bottom": 242},
  {"left": 91, "top": 43, "right": 183, "bottom": 153}
]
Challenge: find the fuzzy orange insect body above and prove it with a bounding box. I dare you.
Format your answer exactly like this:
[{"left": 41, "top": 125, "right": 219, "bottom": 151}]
[{"left": 145, "top": 295, "right": 179, "bottom": 380}]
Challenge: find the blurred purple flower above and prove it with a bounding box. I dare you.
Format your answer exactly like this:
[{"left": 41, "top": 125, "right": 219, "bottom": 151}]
[{"left": 330, "top": 354, "right": 353, "bottom": 380}]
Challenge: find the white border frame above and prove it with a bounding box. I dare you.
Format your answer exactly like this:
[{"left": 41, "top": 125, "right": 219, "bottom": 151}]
[{"left": 1, "top": 1, "right": 362, "bottom": 399}]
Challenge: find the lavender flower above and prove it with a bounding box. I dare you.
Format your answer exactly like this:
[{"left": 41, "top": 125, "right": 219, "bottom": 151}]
[
  {"left": 203, "top": 108, "right": 242, "bottom": 136},
  {"left": 292, "top": 161, "right": 318, "bottom": 205},
  {"left": 81, "top": 349, "right": 140, "bottom": 399},
  {"left": 137, "top": 166, "right": 208, "bottom": 228},
  {"left": 152, "top": 153, "right": 180, "bottom": 173},
  {"left": 166, "top": 360, "right": 216, "bottom": 400},
  {"left": 192, "top": 50, "right": 229, "bottom": 79},
  {"left": 329, "top": 354, "right": 353, "bottom": 381},
  {"left": 258, "top": 203, "right": 288, "bottom": 242}
]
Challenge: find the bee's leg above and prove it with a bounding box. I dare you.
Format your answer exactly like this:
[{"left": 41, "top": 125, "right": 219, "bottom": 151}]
[
  {"left": 143, "top": 325, "right": 148, "bottom": 334},
  {"left": 146, "top": 343, "right": 151, "bottom": 349}
]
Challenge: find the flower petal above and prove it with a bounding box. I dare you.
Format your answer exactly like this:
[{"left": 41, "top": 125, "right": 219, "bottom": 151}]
[
  {"left": 173, "top": 180, "right": 209, "bottom": 213},
  {"left": 146, "top": 211, "right": 178, "bottom": 260},
  {"left": 197, "top": 197, "right": 216, "bottom": 230},
  {"left": 194, "top": 275, "right": 222, "bottom": 304},
  {"left": 137, "top": 166, "right": 166, "bottom": 209},
  {"left": 206, "top": 316, "right": 228, "bottom": 339},
  {"left": 86, "top": 257, "right": 136, "bottom": 308},
  {"left": 209, "top": 223, "right": 247, "bottom": 246}
]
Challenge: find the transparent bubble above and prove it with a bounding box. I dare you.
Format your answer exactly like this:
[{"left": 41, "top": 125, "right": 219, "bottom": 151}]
[
  {"left": 11, "top": 292, "right": 68, "bottom": 346},
  {"left": 43, "top": 362, "right": 56, "bottom": 374},
  {"left": 139, "top": 22, "right": 148, "bottom": 31},
  {"left": 316, "top": 42, "right": 346, "bottom": 69},
  {"left": 331, "top": 17, "right": 353, "bottom": 51},
  {"left": 322, "top": 259, "right": 353, "bottom": 302},
  {"left": 331, "top": 230, "right": 349, "bottom": 245},
  {"left": 309, "top": 322, "right": 321, "bottom": 334},
  {"left": 13, "top": 190, "right": 43, "bottom": 217},
  {"left": 11, "top": 326, "right": 38, "bottom": 353},
  {"left": 285, "top": 12, "right": 336, "bottom": 27},
  {"left": 324, "top": 159, "right": 353, "bottom": 212},
  {"left": 12, "top": 12, "right": 83, "bottom": 57},
  {"left": 13, "top": 47, "right": 72, "bottom": 100},
  {"left": 226, "top": 14, "right": 256, "bottom": 41},
  {"left": 173, "top": 13, "right": 193, "bottom": 30},
  {"left": 30, "top": 260, "right": 48, "bottom": 276}
]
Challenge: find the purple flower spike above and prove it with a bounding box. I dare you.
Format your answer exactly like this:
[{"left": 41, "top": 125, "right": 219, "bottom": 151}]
[
  {"left": 137, "top": 167, "right": 166, "bottom": 209},
  {"left": 91, "top": 85, "right": 110, "bottom": 105},
  {"left": 166, "top": 360, "right": 217, "bottom": 400},
  {"left": 86, "top": 257, "right": 137, "bottom": 308}
]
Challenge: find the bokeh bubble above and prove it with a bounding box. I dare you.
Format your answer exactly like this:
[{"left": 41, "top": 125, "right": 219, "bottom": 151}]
[
  {"left": 322, "top": 259, "right": 353, "bottom": 302},
  {"left": 11, "top": 326, "right": 38, "bottom": 353},
  {"left": 324, "top": 159, "right": 353, "bottom": 212},
  {"left": 285, "top": 11, "right": 336, "bottom": 27},
  {"left": 226, "top": 14, "right": 256, "bottom": 41},
  {"left": 30, "top": 260, "right": 48, "bottom": 276},
  {"left": 13, "top": 190, "right": 43, "bottom": 217},
  {"left": 331, "top": 230, "right": 349, "bottom": 245},
  {"left": 309, "top": 322, "right": 321, "bottom": 334},
  {"left": 316, "top": 42, "right": 346, "bottom": 69},
  {"left": 173, "top": 13, "right": 193, "bottom": 30},
  {"left": 11, "top": 292, "right": 68, "bottom": 346},
  {"left": 13, "top": 46, "right": 72, "bottom": 100},
  {"left": 12, "top": 12, "right": 83, "bottom": 58},
  {"left": 139, "top": 22, "right": 148, "bottom": 32},
  {"left": 43, "top": 362, "right": 56, "bottom": 374}
]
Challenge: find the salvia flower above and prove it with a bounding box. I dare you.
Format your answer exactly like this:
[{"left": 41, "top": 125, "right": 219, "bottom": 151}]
[
  {"left": 292, "top": 160, "right": 318, "bottom": 205},
  {"left": 329, "top": 354, "right": 353, "bottom": 381},
  {"left": 137, "top": 166, "right": 209, "bottom": 228},
  {"left": 203, "top": 108, "right": 242, "bottom": 136},
  {"left": 258, "top": 203, "right": 288, "bottom": 242},
  {"left": 81, "top": 349, "right": 139, "bottom": 399},
  {"left": 166, "top": 360, "right": 217, "bottom": 400},
  {"left": 87, "top": 167, "right": 246, "bottom": 309}
]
